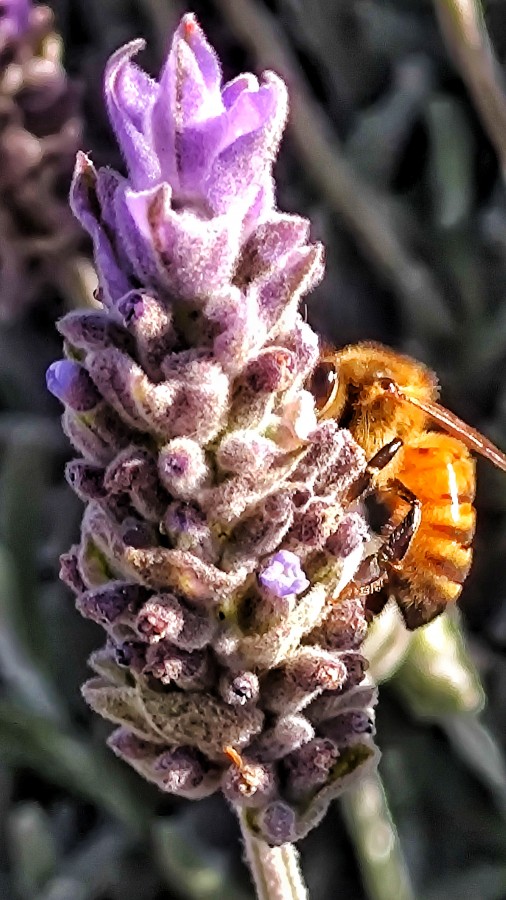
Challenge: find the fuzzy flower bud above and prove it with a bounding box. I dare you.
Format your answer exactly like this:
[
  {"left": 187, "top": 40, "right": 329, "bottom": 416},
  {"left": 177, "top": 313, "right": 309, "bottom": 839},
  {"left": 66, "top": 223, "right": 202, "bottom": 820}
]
[
  {"left": 283, "top": 737, "right": 339, "bottom": 799},
  {"left": 219, "top": 671, "right": 260, "bottom": 707},
  {"left": 46, "top": 360, "right": 101, "bottom": 411},
  {"left": 158, "top": 439, "right": 211, "bottom": 499},
  {"left": 153, "top": 747, "right": 213, "bottom": 795},
  {"left": 222, "top": 752, "right": 277, "bottom": 808},
  {"left": 52, "top": 14, "right": 379, "bottom": 847}
]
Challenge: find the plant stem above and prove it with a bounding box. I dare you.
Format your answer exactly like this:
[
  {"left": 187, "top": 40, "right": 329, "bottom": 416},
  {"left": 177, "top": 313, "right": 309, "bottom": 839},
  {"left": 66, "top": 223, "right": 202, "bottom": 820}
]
[
  {"left": 434, "top": 0, "right": 506, "bottom": 176},
  {"left": 341, "top": 771, "right": 415, "bottom": 900},
  {"left": 239, "top": 811, "right": 309, "bottom": 900}
]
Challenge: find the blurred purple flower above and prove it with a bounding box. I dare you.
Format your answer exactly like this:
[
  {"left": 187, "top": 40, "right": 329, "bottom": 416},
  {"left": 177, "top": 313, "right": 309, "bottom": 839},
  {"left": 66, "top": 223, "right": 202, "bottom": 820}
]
[
  {"left": 0, "top": 0, "right": 30, "bottom": 40},
  {"left": 0, "top": 0, "right": 84, "bottom": 319}
]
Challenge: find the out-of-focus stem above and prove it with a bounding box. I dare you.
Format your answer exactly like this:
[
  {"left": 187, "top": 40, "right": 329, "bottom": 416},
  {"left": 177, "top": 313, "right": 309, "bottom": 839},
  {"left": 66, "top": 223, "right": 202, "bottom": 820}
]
[
  {"left": 341, "top": 771, "right": 415, "bottom": 900},
  {"left": 56, "top": 256, "right": 100, "bottom": 310},
  {"left": 239, "top": 812, "right": 309, "bottom": 900},
  {"left": 434, "top": 0, "right": 506, "bottom": 176},
  {"left": 215, "top": 0, "right": 453, "bottom": 338}
]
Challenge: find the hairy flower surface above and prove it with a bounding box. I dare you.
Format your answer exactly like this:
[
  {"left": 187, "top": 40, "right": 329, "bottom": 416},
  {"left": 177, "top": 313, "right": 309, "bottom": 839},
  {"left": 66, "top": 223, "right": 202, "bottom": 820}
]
[
  {"left": 51, "top": 14, "right": 378, "bottom": 845},
  {"left": 0, "top": 0, "right": 83, "bottom": 318}
]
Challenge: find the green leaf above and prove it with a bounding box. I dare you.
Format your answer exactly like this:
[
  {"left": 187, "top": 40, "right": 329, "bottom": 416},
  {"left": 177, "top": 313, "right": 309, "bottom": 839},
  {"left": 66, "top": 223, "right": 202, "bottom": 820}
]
[
  {"left": 422, "top": 863, "right": 506, "bottom": 900},
  {"left": 0, "top": 700, "right": 153, "bottom": 835},
  {"left": 0, "top": 542, "right": 64, "bottom": 724},
  {"left": 364, "top": 600, "right": 412, "bottom": 684},
  {"left": 37, "top": 826, "right": 129, "bottom": 900},
  {"left": 444, "top": 715, "right": 506, "bottom": 821},
  {"left": 0, "top": 435, "right": 52, "bottom": 663},
  {"left": 426, "top": 95, "right": 473, "bottom": 231},
  {"left": 8, "top": 802, "right": 58, "bottom": 898}
]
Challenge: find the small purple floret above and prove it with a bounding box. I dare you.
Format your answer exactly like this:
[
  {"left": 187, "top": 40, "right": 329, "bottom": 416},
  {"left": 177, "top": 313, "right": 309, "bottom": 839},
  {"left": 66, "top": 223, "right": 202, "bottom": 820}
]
[
  {"left": 259, "top": 550, "right": 309, "bottom": 598},
  {"left": 46, "top": 360, "right": 100, "bottom": 411},
  {"left": 46, "top": 360, "right": 77, "bottom": 402}
]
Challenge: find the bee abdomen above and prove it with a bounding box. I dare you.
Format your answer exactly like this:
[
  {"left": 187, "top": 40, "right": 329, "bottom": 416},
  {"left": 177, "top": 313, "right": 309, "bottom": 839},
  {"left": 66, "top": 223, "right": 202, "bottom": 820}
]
[
  {"left": 421, "top": 502, "right": 476, "bottom": 546},
  {"left": 390, "top": 433, "right": 476, "bottom": 627},
  {"left": 399, "top": 434, "right": 476, "bottom": 505}
]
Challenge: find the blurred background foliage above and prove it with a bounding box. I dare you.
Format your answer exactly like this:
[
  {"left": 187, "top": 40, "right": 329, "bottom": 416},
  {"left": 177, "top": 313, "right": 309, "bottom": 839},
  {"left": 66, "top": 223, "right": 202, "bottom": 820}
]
[{"left": 2, "top": 0, "right": 506, "bottom": 897}]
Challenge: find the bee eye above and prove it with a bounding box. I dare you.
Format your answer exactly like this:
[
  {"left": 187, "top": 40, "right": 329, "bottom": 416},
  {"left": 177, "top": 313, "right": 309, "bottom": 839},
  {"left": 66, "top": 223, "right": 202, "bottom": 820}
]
[{"left": 309, "top": 360, "right": 338, "bottom": 413}]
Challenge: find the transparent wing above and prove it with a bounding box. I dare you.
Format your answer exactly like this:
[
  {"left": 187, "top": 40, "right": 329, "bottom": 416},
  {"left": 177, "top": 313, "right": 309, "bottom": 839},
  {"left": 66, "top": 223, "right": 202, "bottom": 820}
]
[{"left": 396, "top": 389, "right": 506, "bottom": 472}]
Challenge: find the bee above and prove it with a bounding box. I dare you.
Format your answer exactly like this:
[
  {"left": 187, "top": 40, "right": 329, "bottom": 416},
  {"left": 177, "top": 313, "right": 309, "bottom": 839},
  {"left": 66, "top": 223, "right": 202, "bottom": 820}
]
[{"left": 309, "top": 342, "right": 506, "bottom": 628}]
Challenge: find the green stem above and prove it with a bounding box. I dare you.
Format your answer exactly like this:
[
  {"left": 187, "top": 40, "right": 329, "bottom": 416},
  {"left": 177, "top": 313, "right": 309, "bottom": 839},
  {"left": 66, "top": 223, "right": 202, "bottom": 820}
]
[
  {"left": 239, "top": 811, "right": 309, "bottom": 900},
  {"left": 434, "top": 0, "right": 506, "bottom": 176},
  {"left": 341, "top": 772, "right": 415, "bottom": 900}
]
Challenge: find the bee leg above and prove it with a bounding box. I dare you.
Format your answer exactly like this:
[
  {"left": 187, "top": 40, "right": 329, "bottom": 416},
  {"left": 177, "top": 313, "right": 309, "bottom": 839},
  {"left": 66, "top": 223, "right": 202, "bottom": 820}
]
[
  {"left": 353, "top": 491, "right": 422, "bottom": 597},
  {"left": 346, "top": 438, "right": 404, "bottom": 503}
]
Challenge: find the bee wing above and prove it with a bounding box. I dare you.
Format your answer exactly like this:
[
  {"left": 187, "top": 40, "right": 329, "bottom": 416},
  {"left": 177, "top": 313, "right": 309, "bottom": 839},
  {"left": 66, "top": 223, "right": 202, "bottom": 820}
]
[{"left": 398, "top": 391, "right": 506, "bottom": 472}]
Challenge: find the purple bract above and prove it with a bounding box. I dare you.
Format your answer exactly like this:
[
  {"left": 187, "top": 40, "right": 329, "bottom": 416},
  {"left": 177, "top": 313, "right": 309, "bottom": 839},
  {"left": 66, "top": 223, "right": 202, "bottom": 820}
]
[{"left": 70, "top": 14, "right": 289, "bottom": 308}]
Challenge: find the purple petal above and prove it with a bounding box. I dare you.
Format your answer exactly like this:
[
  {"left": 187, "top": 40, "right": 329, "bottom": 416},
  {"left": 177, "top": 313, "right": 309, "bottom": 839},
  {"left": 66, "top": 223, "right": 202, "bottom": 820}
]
[
  {"left": 70, "top": 155, "right": 131, "bottom": 304},
  {"left": 176, "top": 115, "right": 230, "bottom": 196},
  {"left": 172, "top": 36, "right": 219, "bottom": 124},
  {"left": 225, "top": 80, "right": 284, "bottom": 146},
  {"left": 95, "top": 168, "right": 139, "bottom": 287},
  {"left": 178, "top": 14, "right": 222, "bottom": 97},
  {"left": 204, "top": 75, "right": 287, "bottom": 214},
  {"left": 117, "top": 292, "right": 145, "bottom": 326},
  {"left": 222, "top": 74, "right": 258, "bottom": 110},
  {"left": 236, "top": 215, "right": 311, "bottom": 289},
  {"left": 159, "top": 16, "right": 222, "bottom": 127},
  {"left": 113, "top": 183, "right": 167, "bottom": 290},
  {"left": 46, "top": 360, "right": 100, "bottom": 411},
  {"left": 242, "top": 180, "right": 276, "bottom": 237},
  {"left": 259, "top": 550, "right": 309, "bottom": 598},
  {"left": 151, "top": 17, "right": 223, "bottom": 189},
  {"left": 208, "top": 288, "right": 266, "bottom": 373},
  {"left": 257, "top": 244, "right": 324, "bottom": 330},
  {"left": 126, "top": 186, "right": 241, "bottom": 299},
  {"left": 105, "top": 41, "right": 161, "bottom": 189}
]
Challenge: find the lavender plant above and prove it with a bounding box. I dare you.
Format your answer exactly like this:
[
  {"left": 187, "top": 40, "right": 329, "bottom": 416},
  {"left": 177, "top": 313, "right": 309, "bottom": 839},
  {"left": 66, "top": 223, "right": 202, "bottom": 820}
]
[
  {"left": 47, "top": 12, "right": 378, "bottom": 886},
  {"left": 0, "top": 0, "right": 83, "bottom": 319}
]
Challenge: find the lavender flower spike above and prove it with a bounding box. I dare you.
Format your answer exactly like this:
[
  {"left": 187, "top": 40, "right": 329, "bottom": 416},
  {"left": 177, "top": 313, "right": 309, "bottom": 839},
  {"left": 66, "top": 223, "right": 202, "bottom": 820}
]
[{"left": 52, "top": 14, "right": 379, "bottom": 873}]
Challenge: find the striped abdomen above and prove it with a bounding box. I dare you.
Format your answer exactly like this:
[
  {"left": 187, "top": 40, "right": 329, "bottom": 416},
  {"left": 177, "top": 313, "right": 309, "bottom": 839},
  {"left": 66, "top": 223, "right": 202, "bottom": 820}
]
[{"left": 386, "top": 432, "right": 476, "bottom": 627}]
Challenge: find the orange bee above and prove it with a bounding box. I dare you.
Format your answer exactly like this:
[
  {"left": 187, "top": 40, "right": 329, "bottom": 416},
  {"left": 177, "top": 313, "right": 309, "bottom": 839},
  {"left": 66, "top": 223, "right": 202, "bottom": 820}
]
[{"left": 309, "top": 342, "right": 506, "bottom": 629}]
